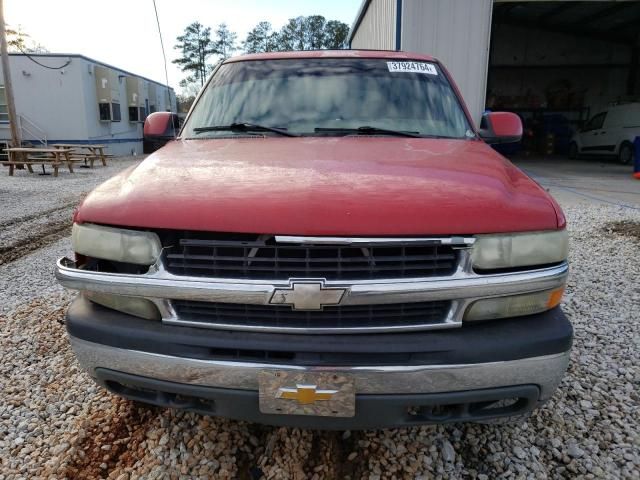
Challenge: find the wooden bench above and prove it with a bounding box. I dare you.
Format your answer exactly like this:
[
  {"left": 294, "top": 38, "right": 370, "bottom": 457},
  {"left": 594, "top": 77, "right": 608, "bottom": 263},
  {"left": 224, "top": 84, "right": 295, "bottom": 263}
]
[
  {"left": 51, "top": 144, "right": 109, "bottom": 167},
  {"left": 3, "top": 147, "right": 74, "bottom": 177},
  {"left": 67, "top": 152, "right": 99, "bottom": 168}
]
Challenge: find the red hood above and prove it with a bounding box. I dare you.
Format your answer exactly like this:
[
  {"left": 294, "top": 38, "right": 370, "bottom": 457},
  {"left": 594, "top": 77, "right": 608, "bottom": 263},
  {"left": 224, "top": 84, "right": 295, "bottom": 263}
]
[{"left": 75, "top": 137, "right": 561, "bottom": 235}]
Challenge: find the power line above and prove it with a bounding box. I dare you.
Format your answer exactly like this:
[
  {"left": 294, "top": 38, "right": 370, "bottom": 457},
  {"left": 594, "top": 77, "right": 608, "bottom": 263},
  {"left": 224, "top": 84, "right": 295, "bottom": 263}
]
[
  {"left": 152, "top": 0, "right": 172, "bottom": 112},
  {"left": 16, "top": 45, "right": 71, "bottom": 70}
]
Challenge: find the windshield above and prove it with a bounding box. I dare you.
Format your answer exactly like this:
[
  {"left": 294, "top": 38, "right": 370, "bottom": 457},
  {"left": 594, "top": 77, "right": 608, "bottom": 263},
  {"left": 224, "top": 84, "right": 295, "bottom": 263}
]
[{"left": 182, "top": 58, "right": 472, "bottom": 138}]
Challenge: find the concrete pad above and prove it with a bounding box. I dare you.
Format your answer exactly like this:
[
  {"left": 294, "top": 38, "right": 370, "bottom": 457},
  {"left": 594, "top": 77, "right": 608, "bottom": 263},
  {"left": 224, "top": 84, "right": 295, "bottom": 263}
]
[{"left": 510, "top": 155, "right": 640, "bottom": 210}]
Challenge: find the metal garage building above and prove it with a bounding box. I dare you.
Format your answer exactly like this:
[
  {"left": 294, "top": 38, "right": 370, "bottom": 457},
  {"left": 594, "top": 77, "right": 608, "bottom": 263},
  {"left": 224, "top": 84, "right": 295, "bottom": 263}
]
[
  {"left": 349, "top": 0, "right": 640, "bottom": 157},
  {"left": 0, "top": 53, "right": 177, "bottom": 156}
]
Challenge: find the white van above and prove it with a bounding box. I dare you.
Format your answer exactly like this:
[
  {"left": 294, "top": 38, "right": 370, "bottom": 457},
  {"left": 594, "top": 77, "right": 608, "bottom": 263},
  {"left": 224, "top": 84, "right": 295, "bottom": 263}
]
[{"left": 569, "top": 103, "right": 640, "bottom": 164}]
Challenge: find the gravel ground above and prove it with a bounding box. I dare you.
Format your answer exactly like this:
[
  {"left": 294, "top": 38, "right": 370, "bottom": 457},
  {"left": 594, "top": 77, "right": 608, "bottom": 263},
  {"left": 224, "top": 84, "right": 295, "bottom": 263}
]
[
  {"left": 0, "top": 180, "right": 639, "bottom": 478},
  {"left": 0, "top": 157, "right": 141, "bottom": 313}
]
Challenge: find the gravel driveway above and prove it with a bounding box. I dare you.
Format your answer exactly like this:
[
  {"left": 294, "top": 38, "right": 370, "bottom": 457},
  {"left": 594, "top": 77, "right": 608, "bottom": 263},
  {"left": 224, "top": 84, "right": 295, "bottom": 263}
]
[{"left": 0, "top": 158, "right": 638, "bottom": 479}]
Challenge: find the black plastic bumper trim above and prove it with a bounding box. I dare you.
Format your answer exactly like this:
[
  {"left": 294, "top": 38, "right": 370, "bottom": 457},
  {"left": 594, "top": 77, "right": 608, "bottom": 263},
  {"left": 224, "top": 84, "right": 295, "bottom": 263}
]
[
  {"left": 95, "top": 368, "right": 540, "bottom": 430},
  {"left": 66, "top": 296, "right": 572, "bottom": 366}
]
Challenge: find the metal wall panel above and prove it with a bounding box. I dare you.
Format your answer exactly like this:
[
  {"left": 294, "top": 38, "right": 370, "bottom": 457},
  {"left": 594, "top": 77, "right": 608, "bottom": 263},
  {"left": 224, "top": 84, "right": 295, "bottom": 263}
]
[
  {"left": 401, "top": 0, "right": 493, "bottom": 127},
  {"left": 351, "top": 0, "right": 397, "bottom": 51}
]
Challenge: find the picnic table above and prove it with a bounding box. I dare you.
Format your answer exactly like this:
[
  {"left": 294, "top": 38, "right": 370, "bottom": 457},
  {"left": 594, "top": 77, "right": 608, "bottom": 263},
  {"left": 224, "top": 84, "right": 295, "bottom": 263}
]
[
  {"left": 51, "top": 144, "right": 110, "bottom": 168},
  {"left": 3, "top": 147, "right": 74, "bottom": 177}
]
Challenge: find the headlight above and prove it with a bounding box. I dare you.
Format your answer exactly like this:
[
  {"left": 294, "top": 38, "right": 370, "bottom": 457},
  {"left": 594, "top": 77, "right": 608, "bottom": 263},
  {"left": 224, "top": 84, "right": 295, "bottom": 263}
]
[
  {"left": 471, "top": 230, "right": 568, "bottom": 270},
  {"left": 72, "top": 223, "right": 161, "bottom": 265},
  {"left": 84, "top": 292, "right": 160, "bottom": 320},
  {"left": 464, "top": 286, "right": 565, "bottom": 321}
]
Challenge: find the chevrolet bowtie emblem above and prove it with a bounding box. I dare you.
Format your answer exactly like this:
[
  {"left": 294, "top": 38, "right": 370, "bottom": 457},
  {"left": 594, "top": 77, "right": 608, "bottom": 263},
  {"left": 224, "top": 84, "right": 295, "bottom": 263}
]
[
  {"left": 269, "top": 281, "right": 347, "bottom": 310},
  {"left": 276, "top": 384, "right": 338, "bottom": 405}
]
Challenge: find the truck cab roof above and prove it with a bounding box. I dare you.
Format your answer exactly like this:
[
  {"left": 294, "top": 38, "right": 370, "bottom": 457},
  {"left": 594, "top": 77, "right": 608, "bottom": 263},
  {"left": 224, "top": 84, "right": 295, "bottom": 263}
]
[{"left": 226, "top": 49, "right": 438, "bottom": 64}]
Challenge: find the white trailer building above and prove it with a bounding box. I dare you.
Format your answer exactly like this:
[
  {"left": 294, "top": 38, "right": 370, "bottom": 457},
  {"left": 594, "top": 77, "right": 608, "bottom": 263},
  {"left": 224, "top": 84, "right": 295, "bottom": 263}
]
[{"left": 0, "top": 53, "right": 176, "bottom": 156}]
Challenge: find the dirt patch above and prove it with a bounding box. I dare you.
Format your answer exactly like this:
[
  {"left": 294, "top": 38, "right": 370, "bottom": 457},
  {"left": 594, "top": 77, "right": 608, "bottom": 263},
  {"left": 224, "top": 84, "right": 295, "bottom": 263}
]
[
  {"left": 317, "top": 431, "right": 364, "bottom": 480},
  {"left": 604, "top": 220, "right": 640, "bottom": 241},
  {"left": 61, "top": 398, "right": 156, "bottom": 479},
  {"left": 0, "top": 201, "right": 77, "bottom": 230},
  {"left": 34, "top": 305, "right": 68, "bottom": 356},
  {"left": 236, "top": 424, "right": 272, "bottom": 479},
  {"left": 244, "top": 428, "right": 366, "bottom": 480},
  {"left": 0, "top": 217, "right": 71, "bottom": 265}
]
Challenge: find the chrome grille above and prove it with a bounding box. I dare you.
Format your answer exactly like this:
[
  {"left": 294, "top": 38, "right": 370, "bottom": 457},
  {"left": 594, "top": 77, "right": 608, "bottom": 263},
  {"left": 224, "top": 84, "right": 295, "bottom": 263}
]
[
  {"left": 161, "top": 233, "right": 459, "bottom": 280},
  {"left": 171, "top": 300, "right": 453, "bottom": 332}
]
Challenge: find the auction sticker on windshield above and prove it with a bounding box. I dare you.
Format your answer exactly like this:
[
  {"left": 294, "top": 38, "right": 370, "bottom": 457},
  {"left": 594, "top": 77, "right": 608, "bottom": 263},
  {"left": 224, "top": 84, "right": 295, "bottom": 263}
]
[{"left": 387, "top": 61, "right": 438, "bottom": 75}]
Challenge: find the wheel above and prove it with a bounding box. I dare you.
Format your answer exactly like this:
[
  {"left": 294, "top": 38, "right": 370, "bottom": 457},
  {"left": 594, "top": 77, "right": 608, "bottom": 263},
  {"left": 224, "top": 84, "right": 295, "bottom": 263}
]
[
  {"left": 568, "top": 142, "right": 578, "bottom": 160},
  {"left": 618, "top": 142, "right": 634, "bottom": 165}
]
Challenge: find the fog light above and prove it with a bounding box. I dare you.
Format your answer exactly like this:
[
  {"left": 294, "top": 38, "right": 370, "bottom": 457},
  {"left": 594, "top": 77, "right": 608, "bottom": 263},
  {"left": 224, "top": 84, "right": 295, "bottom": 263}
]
[
  {"left": 464, "top": 287, "right": 565, "bottom": 322},
  {"left": 85, "top": 292, "right": 160, "bottom": 320}
]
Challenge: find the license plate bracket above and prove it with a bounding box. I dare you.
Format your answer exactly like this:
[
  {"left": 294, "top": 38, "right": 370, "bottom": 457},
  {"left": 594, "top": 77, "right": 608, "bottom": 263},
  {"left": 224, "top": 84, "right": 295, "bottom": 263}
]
[{"left": 258, "top": 370, "right": 355, "bottom": 417}]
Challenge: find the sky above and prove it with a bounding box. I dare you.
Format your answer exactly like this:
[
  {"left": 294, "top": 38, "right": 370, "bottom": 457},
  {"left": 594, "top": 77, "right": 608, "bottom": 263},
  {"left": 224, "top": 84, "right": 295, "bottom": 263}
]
[{"left": 5, "top": 0, "right": 361, "bottom": 92}]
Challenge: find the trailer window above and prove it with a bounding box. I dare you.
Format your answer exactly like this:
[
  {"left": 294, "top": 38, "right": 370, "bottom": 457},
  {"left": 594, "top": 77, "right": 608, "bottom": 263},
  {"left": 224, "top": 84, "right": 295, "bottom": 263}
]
[{"left": 0, "top": 86, "right": 8, "bottom": 123}]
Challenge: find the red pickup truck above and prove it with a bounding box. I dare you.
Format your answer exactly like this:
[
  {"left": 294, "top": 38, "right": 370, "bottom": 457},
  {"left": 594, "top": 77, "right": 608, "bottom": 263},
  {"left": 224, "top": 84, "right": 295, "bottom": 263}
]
[{"left": 56, "top": 50, "right": 571, "bottom": 429}]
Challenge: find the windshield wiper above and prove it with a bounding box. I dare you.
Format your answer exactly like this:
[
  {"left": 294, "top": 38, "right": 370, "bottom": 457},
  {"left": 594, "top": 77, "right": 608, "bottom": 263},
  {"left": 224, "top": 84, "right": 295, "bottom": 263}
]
[
  {"left": 193, "top": 122, "right": 299, "bottom": 137},
  {"left": 314, "top": 126, "right": 422, "bottom": 138}
]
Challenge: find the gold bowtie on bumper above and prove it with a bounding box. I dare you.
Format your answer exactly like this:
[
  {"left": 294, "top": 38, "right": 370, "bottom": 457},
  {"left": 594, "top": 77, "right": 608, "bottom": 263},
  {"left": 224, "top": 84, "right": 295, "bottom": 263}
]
[
  {"left": 259, "top": 371, "right": 356, "bottom": 417},
  {"left": 276, "top": 384, "right": 339, "bottom": 404}
]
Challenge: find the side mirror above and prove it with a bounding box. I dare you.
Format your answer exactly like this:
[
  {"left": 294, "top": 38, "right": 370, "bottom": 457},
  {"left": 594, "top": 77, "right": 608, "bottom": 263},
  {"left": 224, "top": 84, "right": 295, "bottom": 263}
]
[
  {"left": 479, "top": 112, "right": 522, "bottom": 144},
  {"left": 143, "top": 112, "right": 178, "bottom": 139}
]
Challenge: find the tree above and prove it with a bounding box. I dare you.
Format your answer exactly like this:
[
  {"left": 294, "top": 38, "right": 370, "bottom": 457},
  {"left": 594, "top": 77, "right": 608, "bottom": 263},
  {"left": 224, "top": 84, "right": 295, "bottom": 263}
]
[
  {"left": 262, "top": 16, "right": 350, "bottom": 52},
  {"left": 214, "top": 23, "right": 238, "bottom": 61},
  {"left": 243, "top": 21, "right": 277, "bottom": 54},
  {"left": 277, "top": 17, "right": 306, "bottom": 51},
  {"left": 179, "top": 79, "right": 201, "bottom": 97},
  {"left": 173, "top": 22, "right": 217, "bottom": 87},
  {"left": 304, "top": 15, "right": 327, "bottom": 50},
  {"left": 177, "top": 77, "right": 202, "bottom": 113},
  {"left": 324, "top": 20, "right": 350, "bottom": 49},
  {"left": 6, "top": 26, "right": 47, "bottom": 53},
  {"left": 177, "top": 92, "right": 196, "bottom": 113}
]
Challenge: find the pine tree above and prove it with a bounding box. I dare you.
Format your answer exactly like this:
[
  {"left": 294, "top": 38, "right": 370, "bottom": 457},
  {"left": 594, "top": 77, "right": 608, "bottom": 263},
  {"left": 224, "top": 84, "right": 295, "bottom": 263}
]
[
  {"left": 173, "top": 22, "right": 217, "bottom": 87},
  {"left": 244, "top": 21, "right": 277, "bottom": 54},
  {"left": 260, "top": 16, "right": 350, "bottom": 52},
  {"left": 214, "top": 23, "right": 238, "bottom": 61}
]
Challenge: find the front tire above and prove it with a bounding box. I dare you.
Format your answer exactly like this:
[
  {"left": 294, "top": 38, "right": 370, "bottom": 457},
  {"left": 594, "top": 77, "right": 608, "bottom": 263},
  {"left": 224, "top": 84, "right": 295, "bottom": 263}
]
[
  {"left": 568, "top": 142, "right": 578, "bottom": 160},
  {"left": 618, "top": 142, "right": 634, "bottom": 165}
]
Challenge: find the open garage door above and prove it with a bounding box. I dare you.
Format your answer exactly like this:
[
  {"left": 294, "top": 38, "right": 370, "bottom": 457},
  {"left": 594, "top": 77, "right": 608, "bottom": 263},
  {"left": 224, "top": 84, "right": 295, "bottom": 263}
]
[{"left": 488, "top": 1, "right": 640, "bottom": 158}]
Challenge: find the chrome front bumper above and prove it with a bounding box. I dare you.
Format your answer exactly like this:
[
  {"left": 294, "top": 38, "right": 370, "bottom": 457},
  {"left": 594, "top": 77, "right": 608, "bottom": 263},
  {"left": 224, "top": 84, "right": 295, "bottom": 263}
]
[
  {"left": 70, "top": 336, "right": 570, "bottom": 401},
  {"left": 56, "top": 257, "right": 569, "bottom": 334}
]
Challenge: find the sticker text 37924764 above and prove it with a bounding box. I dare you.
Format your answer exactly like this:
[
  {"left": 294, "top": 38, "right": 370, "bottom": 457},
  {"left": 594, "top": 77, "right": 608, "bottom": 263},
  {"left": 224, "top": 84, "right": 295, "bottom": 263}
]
[{"left": 387, "top": 61, "right": 438, "bottom": 75}]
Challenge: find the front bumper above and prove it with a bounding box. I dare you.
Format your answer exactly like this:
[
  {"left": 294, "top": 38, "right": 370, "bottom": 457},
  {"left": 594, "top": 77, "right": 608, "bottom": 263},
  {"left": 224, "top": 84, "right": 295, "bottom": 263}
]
[
  {"left": 66, "top": 297, "right": 572, "bottom": 429},
  {"left": 93, "top": 368, "right": 545, "bottom": 429}
]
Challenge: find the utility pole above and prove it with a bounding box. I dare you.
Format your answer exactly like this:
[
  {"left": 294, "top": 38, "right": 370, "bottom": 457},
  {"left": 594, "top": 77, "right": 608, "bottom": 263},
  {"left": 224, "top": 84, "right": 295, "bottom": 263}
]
[{"left": 0, "top": 0, "right": 21, "bottom": 147}]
